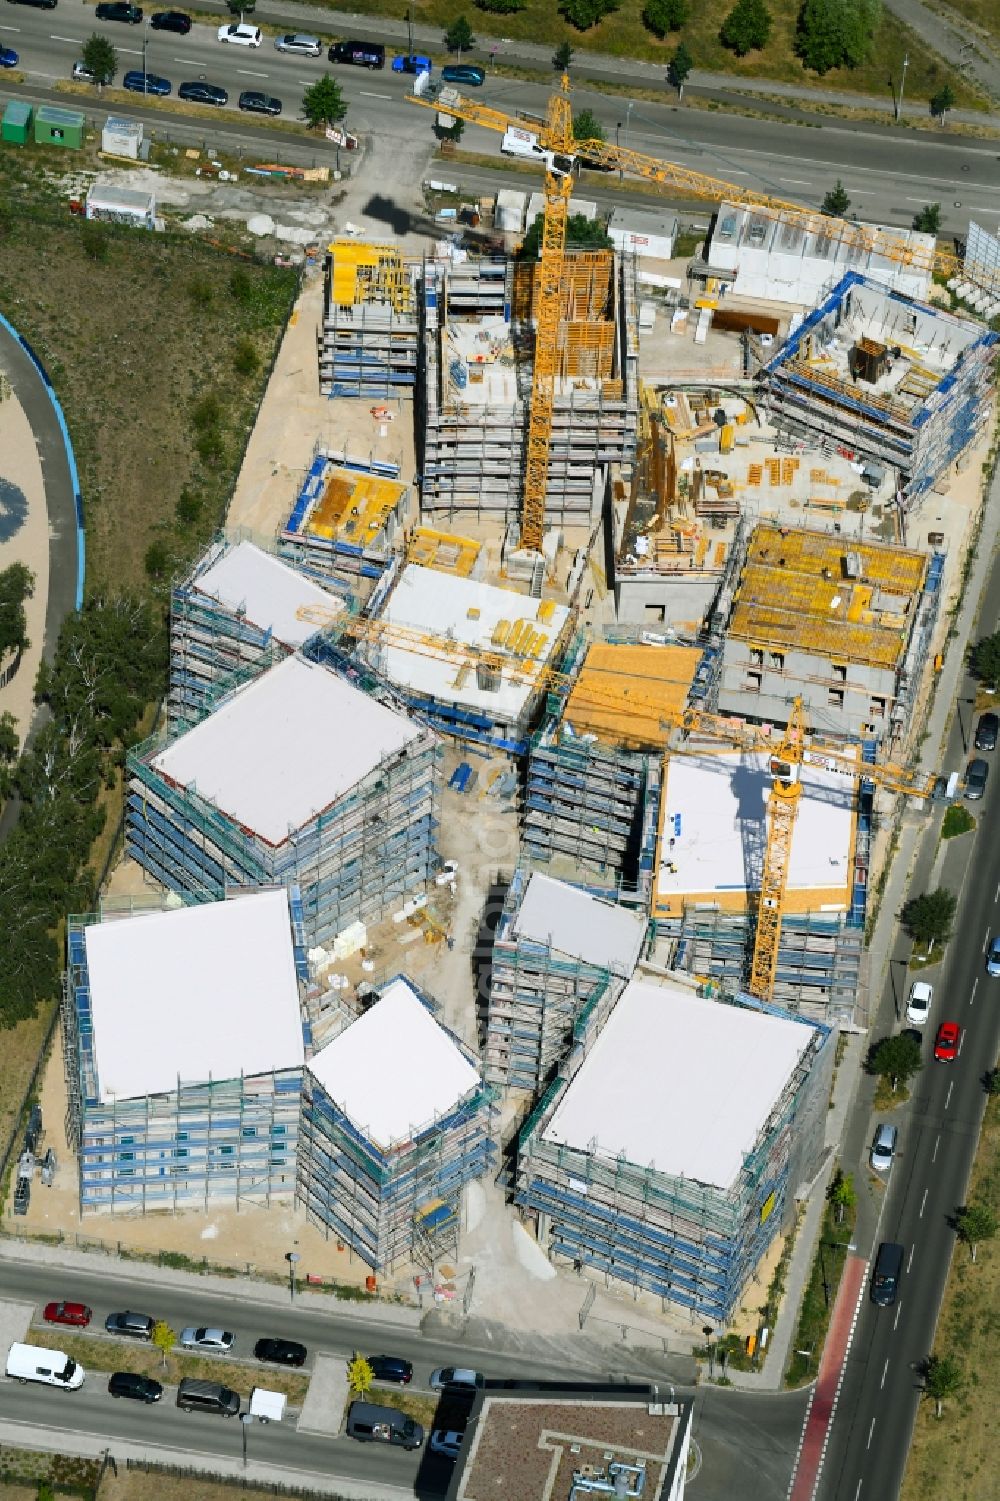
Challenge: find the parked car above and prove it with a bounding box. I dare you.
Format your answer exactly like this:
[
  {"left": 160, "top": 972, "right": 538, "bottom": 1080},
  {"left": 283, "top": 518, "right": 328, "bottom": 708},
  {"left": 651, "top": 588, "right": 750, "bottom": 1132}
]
[
  {"left": 987, "top": 934, "right": 1000, "bottom": 977},
  {"left": 179, "top": 1327, "right": 234, "bottom": 1353},
  {"left": 429, "top": 1366, "right": 481, "bottom": 1392},
  {"left": 254, "top": 1337, "right": 306, "bottom": 1367},
  {"left": 43, "top": 1301, "right": 91, "bottom": 1328},
  {"left": 975, "top": 712, "right": 999, "bottom": 751},
  {"left": 905, "top": 980, "right": 933, "bottom": 1026},
  {"left": 0, "top": 46, "right": 19, "bottom": 67},
  {"left": 327, "top": 40, "right": 384, "bottom": 69},
  {"left": 72, "top": 60, "right": 111, "bottom": 83},
  {"left": 95, "top": 2, "right": 143, "bottom": 21},
  {"left": 177, "top": 1377, "right": 240, "bottom": 1415},
  {"left": 109, "top": 1371, "right": 163, "bottom": 1402},
  {"left": 238, "top": 91, "right": 282, "bottom": 115},
  {"left": 178, "top": 81, "right": 228, "bottom": 106},
  {"left": 105, "top": 1311, "right": 155, "bottom": 1340},
  {"left": 391, "top": 53, "right": 431, "bottom": 74},
  {"left": 367, "top": 1354, "right": 412, "bottom": 1385},
  {"left": 869, "top": 1122, "right": 898, "bottom": 1174},
  {"left": 5, "top": 0, "right": 57, "bottom": 8},
  {"left": 933, "top": 1020, "right": 962, "bottom": 1062},
  {"left": 149, "top": 9, "right": 191, "bottom": 32},
  {"left": 275, "top": 33, "right": 321, "bottom": 55},
  {"left": 441, "top": 63, "right": 485, "bottom": 86},
  {"left": 346, "top": 1400, "right": 423, "bottom": 1448},
  {"left": 965, "top": 757, "right": 989, "bottom": 799},
  {"left": 122, "top": 70, "right": 171, "bottom": 94},
  {"left": 429, "top": 1428, "right": 465, "bottom": 1459},
  {"left": 217, "top": 22, "right": 261, "bottom": 46}
]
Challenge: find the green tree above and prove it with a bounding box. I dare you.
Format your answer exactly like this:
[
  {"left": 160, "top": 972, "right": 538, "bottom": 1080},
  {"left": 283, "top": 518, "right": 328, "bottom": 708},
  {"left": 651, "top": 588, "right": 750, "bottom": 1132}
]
[
  {"left": 955, "top": 1202, "right": 997, "bottom": 1263},
  {"left": 868, "top": 1032, "right": 922, "bottom": 1093},
  {"left": 912, "top": 202, "right": 942, "bottom": 234},
  {"left": 561, "top": 0, "right": 619, "bottom": 30},
  {"left": 434, "top": 114, "right": 465, "bottom": 142},
  {"left": 347, "top": 1353, "right": 375, "bottom": 1396},
  {"left": 79, "top": 221, "right": 109, "bottom": 263},
  {"left": 900, "top": 887, "right": 956, "bottom": 953},
  {"left": 175, "top": 489, "right": 202, "bottom": 527},
  {"left": 0, "top": 710, "right": 18, "bottom": 766},
  {"left": 301, "top": 75, "right": 348, "bottom": 130},
  {"left": 0, "top": 563, "right": 34, "bottom": 659},
  {"left": 233, "top": 337, "right": 260, "bottom": 377},
  {"left": 144, "top": 540, "right": 170, "bottom": 582},
  {"left": 668, "top": 41, "right": 694, "bottom": 98},
  {"left": 476, "top": 0, "right": 525, "bottom": 11},
  {"left": 151, "top": 1320, "right": 175, "bottom": 1369},
  {"left": 923, "top": 1352, "right": 963, "bottom": 1417},
  {"left": 720, "top": 0, "right": 772, "bottom": 56},
  {"left": 553, "top": 40, "right": 574, "bottom": 70},
  {"left": 80, "top": 32, "right": 117, "bottom": 87},
  {"left": 519, "top": 212, "right": 612, "bottom": 261},
  {"left": 795, "top": 0, "right": 881, "bottom": 74},
  {"left": 822, "top": 179, "right": 851, "bottom": 216},
  {"left": 827, "top": 1168, "right": 857, "bottom": 1225},
  {"left": 970, "top": 630, "right": 1000, "bottom": 689},
  {"left": 573, "top": 108, "right": 605, "bottom": 144},
  {"left": 930, "top": 84, "right": 956, "bottom": 123},
  {"left": 226, "top": 0, "right": 255, "bottom": 13},
  {"left": 444, "top": 15, "right": 475, "bottom": 51},
  {"left": 985, "top": 1066, "right": 1000, "bottom": 1097},
  {"left": 642, "top": 0, "right": 689, "bottom": 38}
]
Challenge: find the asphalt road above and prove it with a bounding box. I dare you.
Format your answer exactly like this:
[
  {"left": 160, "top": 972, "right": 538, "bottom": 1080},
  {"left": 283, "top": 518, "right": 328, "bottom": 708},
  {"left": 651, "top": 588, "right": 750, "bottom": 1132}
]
[
  {"left": 820, "top": 520, "right": 1000, "bottom": 1501},
  {"left": 2, "top": 8, "right": 1000, "bottom": 231}
]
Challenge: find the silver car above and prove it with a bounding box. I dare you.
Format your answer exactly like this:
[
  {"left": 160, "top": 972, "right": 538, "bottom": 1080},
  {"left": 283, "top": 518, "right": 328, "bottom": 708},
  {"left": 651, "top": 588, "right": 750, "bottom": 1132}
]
[
  {"left": 275, "top": 33, "right": 321, "bottom": 55},
  {"left": 870, "top": 1122, "right": 897, "bottom": 1173},
  {"left": 179, "top": 1326, "right": 234, "bottom": 1353}
]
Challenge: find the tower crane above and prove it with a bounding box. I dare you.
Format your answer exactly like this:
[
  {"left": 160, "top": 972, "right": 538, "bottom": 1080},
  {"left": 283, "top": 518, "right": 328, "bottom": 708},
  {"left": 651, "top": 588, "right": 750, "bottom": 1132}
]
[
  {"left": 409, "top": 76, "right": 986, "bottom": 557},
  {"left": 297, "top": 600, "right": 938, "bottom": 1002}
]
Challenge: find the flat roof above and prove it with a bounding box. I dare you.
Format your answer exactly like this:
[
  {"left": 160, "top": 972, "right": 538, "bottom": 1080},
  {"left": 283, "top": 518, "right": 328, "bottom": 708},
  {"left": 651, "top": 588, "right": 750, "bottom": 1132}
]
[
  {"left": 307, "top": 977, "right": 480, "bottom": 1149},
  {"left": 151, "top": 654, "right": 421, "bottom": 845},
  {"left": 191, "top": 540, "right": 342, "bottom": 648},
  {"left": 513, "top": 873, "right": 645, "bottom": 974},
  {"left": 376, "top": 564, "right": 570, "bottom": 724},
  {"left": 84, "top": 890, "right": 304, "bottom": 1103},
  {"left": 563, "top": 642, "right": 702, "bottom": 747},
  {"left": 655, "top": 745, "right": 855, "bottom": 915},
  {"left": 542, "top": 978, "right": 810, "bottom": 1189}
]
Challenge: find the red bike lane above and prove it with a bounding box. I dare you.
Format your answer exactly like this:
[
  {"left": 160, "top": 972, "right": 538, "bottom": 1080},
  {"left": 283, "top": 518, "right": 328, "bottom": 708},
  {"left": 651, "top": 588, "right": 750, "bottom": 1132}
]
[{"left": 787, "top": 1254, "right": 868, "bottom": 1501}]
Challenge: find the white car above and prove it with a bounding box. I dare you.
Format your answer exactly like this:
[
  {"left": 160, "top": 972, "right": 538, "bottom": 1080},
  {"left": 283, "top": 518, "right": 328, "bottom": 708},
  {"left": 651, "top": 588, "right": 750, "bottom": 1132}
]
[
  {"left": 179, "top": 1326, "right": 234, "bottom": 1352},
  {"left": 275, "top": 33, "right": 321, "bottom": 55},
  {"left": 905, "top": 980, "right": 933, "bottom": 1026},
  {"left": 429, "top": 1429, "right": 464, "bottom": 1460},
  {"left": 217, "top": 22, "right": 262, "bottom": 46},
  {"left": 429, "top": 1365, "right": 480, "bottom": 1392},
  {"left": 869, "top": 1123, "right": 898, "bottom": 1173}
]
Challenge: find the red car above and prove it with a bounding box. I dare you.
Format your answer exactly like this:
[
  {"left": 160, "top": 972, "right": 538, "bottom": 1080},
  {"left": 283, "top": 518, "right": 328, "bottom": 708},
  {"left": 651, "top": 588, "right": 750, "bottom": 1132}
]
[
  {"left": 933, "top": 1021, "right": 962, "bottom": 1062},
  {"left": 43, "top": 1300, "right": 92, "bottom": 1327}
]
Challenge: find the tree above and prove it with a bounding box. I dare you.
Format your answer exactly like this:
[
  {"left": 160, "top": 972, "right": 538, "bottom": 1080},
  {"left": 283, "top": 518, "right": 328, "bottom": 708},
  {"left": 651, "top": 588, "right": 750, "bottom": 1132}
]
[
  {"left": 80, "top": 221, "right": 109, "bottom": 263},
  {"left": 955, "top": 1202, "right": 997, "bottom": 1263},
  {"left": 796, "top": 0, "right": 881, "bottom": 75},
  {"left": 970, "top": 630, "right": 1000, "bottom": 689},
  {"left": 573, "top": 108, "right": 605, "bottom": 144},
  {"left": 476, "top": 0, "right": 525, "bottom": 11},
  {"left": 561, "top": 0, "right": 619, "bottom": 30},
  {"left": 900, "top": 887, "right": 956, "bottom": 953},
  {"left": 80, "top": 33, "right": 117, "bottom": 87},
  {"left": 144, "top": 540, "right": 170, "bottom": 582},
  {"left": 668, "top": 41, "right": 694, "bottom": 98},
  {"left": 443, "top": 15, "right": 475, "bottom": 52},
  {"left": 720, "top": 0, "right": 772, "bottom": 56},
  {"left": 642, "top": 0, "right": 689, "bottom": 38},
  {"left": 0, "top": 563, "right": 34, "bottom": 659},
  {"left": 821, "top": 179, "right": 851, "bottom": 216},
  {"left": 301, "top": 75, "right": 348, "bottom": 130},
  {"left": 227, "top": 0, "right": 255, "bottom": 13},
  {"left": 553, "top": 40, "right": 574, "bottom": 70},
  {"left": 930, "top": 84, "right": 956, "bottom": 124},
  {"left": 434, "top": 114, "right": 465, "bottom": 143},
  {"left": 827, "top": 1168, "right": 856, "bottom": 1225},
  {"left": 0, "top": 711, "right": 18, "bottom": 766},
  {"left": 985, "top": 1065, "right": 1000, "bottom": 1097},
  {"left": 923, "top": 1352, "right": 963, "bottom": 1417},
  {"left": 151, "top": 1320, "right": 175, "bottom": 1369},
  {"left": 519, "top": 212, "right": 613, "bottom": 261},
  {"left": 347, "top": 1353, "right": 374, "bottom": 1396},
  {"left": 912, "top": 202, "right": 942, "bottom": 234},
  {"left": 175, "top": 489, "right": 202, "bottom": 527},
  {"left": 868, "top": 1032, "right": 922, "bottom": 1093}
]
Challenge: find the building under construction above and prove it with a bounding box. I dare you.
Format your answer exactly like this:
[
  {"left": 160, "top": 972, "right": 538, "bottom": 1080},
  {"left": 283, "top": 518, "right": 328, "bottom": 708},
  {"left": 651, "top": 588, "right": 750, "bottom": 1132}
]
[
  {"left": 485, "top": 870, "right": 647, "bottom": 1093},
  {"left": 763, "top": 273, "right": 998, "bottom": 502},
  {"left": 279, "top": 452, "right": 410, "bottom": 585},
  {"left": 319, "top": 240, "right": 420, "bottom": 398},
  {"left": 515, "top": 976, "right": 833, "bottom": 1323},
  {"left": 126, "top": 652, "right": 440, "bottom": 945},
  {"left": 62, "top": 890, "right": 306, "bottom": 1214},
  {"left": 420, "top": 252, "right": 639, "bottom": 529},
  {"left": 298, "top": 976, "right": 494, "bottom": 1273}
]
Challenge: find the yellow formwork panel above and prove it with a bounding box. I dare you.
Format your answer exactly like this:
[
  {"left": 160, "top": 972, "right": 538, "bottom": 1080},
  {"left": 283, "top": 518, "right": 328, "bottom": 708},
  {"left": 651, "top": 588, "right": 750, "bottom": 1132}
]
[
  {"left": 563, "top": 642, "right": 703, "bottom": 749},
  {"left": 327, "top": 239, "right": 413, "bottom": 312},
  {"left": 305, "top": 467, "right": 406, "bottom": 544},
  {"left": 407, "top": 526, "right": 483, "bottom": 578}
]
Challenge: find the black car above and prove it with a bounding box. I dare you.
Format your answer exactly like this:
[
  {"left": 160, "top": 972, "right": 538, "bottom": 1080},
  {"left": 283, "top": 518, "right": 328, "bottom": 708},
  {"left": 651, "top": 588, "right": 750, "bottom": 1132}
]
[
  {"left": 149, "top": 9, "right": 191, "bottom": 32},
  {"left": 254, "top": 1337, "right": 307, "bottom": 1368},
  {"left": 95, "top": 2, "right": 143, "bottom": 20},
  {"left": 5, "top": 0, "right": 57, "bottom": 8},
  {"left": 178, "top": 80, "right": 228, "bottom": 106},
  {"left": 966, "top": 756, "right": 990, "bottom": 800},
  {"left": 109, "top": 1371, "right": 163, "bottom": 1402},
  {"left": 975, "top": 711, "right": 998, "bottom": 751},
  {"left": 105, "top": 1310, "right": 155, "bottom": 1340},
  {"left": 367, "top": 1354, "right": 412, "bottom": 1385},
  {"left": 238, "top": 90, "right": 282, "bottom": 116}
]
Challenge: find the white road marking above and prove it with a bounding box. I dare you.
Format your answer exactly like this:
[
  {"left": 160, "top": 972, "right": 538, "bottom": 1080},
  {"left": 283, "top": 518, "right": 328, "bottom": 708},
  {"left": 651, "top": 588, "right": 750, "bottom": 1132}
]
[
  {"left": 893, "top": 1302, "right": 903, "bottom": 1330},
  {"left": 780, "top": 177, "right": 811, "bottom": 185},
  {"left": 946, "top": 1080, "right": 954, "bottom": 1109},
  {"left": 907, "top": 1245, "right": 916, "bottom": 1272},
  {"left": 971, "top": 978, "right": 978, "bottom": 1006},
  {"left": 933, "top": 1134, "right": 941, "bottom": 1161},
  {"left": 50, "top": 34, "right": 83, "bottom": 44},
  {"left": 854, "top": 1481, "right": 863, "bottom": 1501},
  {"left": 920, "top": 1188, "right": 928, "bottom": 1218},
  {"left": 117, "top": 47, "right": 142, "bottom": 56},
  {"left": 995, "top": 881, "right": 1000, "bottom": 901},
  {"left": 880, "top": 1358, "right": 890, "bottom": 1389},
  {"left": 0, "top": 24, "right": 21, "bottom": 32},
  {"left": 867, "top": 1416, "right": 877, "bottom": 1449},
  {"left": 986, "top": 926, "right": 991, "bottom": 952},
  {"left": 237, "top": 68, "right": 269, "bottom": 78},
  {"left": 360, "top": 90, "right": 391, "bottom": 99},
  {"left": 172, "top": 56, "right": 203, "bottom": 65}
]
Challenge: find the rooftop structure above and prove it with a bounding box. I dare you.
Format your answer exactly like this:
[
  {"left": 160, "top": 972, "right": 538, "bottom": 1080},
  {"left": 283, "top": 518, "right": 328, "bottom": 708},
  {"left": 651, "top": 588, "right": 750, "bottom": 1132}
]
[
  {"left": 447, "top": 1385, "right": 693, "bottom": 1501},
  {"left": 763, "top": 273, "right": 997, "bottom": 502},
  {"left": 562, "top": 640, "right": 703, "bottom": 748},
  {"left": 127, "top": 651, "right": 440, "bottom": 943},
  {"left": 299, "top": 977, "right": 494, "bottom": 1271},
  {"left": 279, "top": 453, "right": 409, "bottom": 583},
  {"left": 517, "top": 977, "right": 832, "bottom": 1321},
  {"left": 608, "top": 205, "right": 679, "bottom": 262},
  {"left": 406, "top": 526, "right": 486, "bottom": 579}
]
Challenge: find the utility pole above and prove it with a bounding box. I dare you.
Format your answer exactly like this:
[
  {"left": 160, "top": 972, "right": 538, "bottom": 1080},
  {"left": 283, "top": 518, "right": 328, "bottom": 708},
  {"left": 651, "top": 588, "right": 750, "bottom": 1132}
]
[
  {"left": 895, "top": 51, "right": 909, "bottom": 123},
  {"left": 407, "top": 6, "right": 413, "bottom": 60}
]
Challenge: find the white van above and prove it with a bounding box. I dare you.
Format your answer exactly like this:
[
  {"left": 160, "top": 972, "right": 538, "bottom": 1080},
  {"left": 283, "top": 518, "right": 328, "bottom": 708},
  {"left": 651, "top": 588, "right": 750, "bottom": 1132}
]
[
  {"left": 500, "top": 127, "right": 574, "bottom": 179},
  {"left": 6, "top": 1342, "right": 85, "bottom": 1390}
]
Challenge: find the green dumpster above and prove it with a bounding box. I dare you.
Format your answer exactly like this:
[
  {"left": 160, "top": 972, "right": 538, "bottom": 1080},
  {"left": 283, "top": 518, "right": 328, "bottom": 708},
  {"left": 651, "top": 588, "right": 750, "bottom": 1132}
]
[
  {"left": 1, "top": 101, "right": 33, "bottom": 145},
  {"left": 34, "top": 105, "right": 84, "bottom": 150}
]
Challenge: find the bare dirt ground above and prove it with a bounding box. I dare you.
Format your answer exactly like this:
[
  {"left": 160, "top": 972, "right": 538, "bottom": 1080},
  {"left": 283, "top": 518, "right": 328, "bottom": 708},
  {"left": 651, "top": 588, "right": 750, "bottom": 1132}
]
[{"left": 0, "top": 391, "right": 49, "bottom": 750}]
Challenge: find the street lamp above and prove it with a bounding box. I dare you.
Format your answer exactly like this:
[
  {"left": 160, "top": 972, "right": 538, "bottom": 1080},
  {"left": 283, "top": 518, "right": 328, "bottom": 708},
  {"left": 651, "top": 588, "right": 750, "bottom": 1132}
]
[
  {"left": 616, "top": 121, "right": 622, "bottom": 182},
  {"left": 286, "top": 1249, "right": 300, "bottom": 1302},
  {"left": 240, "top": 1411, "right": 253, "bottom": 1477},
  {"left": 142, "top": 17, "right": 150, "bottom": 89},
  {"left": 702, "top": 1325, "right": 715, "bottom": 1378}
]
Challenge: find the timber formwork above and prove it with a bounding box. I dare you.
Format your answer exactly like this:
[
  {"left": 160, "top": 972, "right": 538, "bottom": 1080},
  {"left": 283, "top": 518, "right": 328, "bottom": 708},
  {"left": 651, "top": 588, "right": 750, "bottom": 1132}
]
[
  {"left": 515, "top": 991, "right": 830, "bottom": 1323},
  {"left": 278, "top": 451, "right": 409, "bottom": 585}
]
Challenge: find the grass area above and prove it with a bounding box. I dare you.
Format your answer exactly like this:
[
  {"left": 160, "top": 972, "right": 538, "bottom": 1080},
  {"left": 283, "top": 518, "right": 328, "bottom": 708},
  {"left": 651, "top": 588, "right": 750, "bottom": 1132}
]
[
  {"left": 900, "top": 1090, "right": 1000, "bottom": 1500},
  {"left": 934, "top": 0, "right": 997, "bottom": 46},
  {"left": 350, "top": 1382, "right": 442, "bottom": 1427},
  {"left": 785, "top": 1195, "right": 857, "bottom": 1387},
  {"left": 26, "top": 1331, "right": 310, "bottom": 1404},
  {"left": 292, "top": 0, "right": 984, "bottom": 107},
  {"left": 873, "top": 1076, "right": 912, "bottom": 1110},
  {"left": 942, "top": 803, "right": 976, "bottom": 838}
]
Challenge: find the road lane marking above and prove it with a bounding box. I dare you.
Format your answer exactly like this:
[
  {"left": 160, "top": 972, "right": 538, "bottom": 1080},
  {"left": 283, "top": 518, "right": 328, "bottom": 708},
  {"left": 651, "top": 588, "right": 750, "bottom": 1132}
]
[
  {"left": 50, "top": 34, "right": 83, "bottom": 44},
  {"left": 854, "top": 1481, "right": 863, "bottom": 1501},
  {"left": 0, "top": 24, "right": 21, "bottom": 32},
  {"left": 932, "top": 1134, "right": 941, "bottom": 1162},
  {"left": 971, "top": 978, "right": 978, "bottom": 1006},
  {"left": 985, "top": 927, "right": 991, "bottom": 952},
  {"left": 946, "top": 1081, "right": 954, "bottom": 1109},
  {"left": 880, "top": 1358, "right": 890, "bottom": 1389},
  {"left": 867, "top": 1417, "right": 876, "bottom": 1449},
  {"left": 172, "top": 56, "right": 203, "bottom": 64},
  {"left": 237, "top": 68, "right": 269, "bottom": 77},
  {"left": 893, "top": 1302, "right": 903, "bottom": 1329},
  {"left": 117, "top": 47, "right": 142, "bottom": 56},
  {"left": 920, "top": 1188, "right": 928, "bottom": 1217},
  {"left": 995, "top": 881, "right": 1000, "bottom": 901},
  {"left": 780, "top": 177, "right": 810, "bottom": 185},
  {"left": 360, "top": 90, "right": 391, "bottom": 99},
  {"left": 907, "top": 1245, "right": 916, "bottom": 1271}
]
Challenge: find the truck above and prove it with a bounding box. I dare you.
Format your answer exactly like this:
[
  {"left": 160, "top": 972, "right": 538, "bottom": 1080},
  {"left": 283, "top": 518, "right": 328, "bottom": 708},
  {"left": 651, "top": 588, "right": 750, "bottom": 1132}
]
[
  {"left": 500, "top": 126, "right": 574, "bottom": 178},
  {"left": 6, "top": 1342, "right": 85, "bottom": 1390}
]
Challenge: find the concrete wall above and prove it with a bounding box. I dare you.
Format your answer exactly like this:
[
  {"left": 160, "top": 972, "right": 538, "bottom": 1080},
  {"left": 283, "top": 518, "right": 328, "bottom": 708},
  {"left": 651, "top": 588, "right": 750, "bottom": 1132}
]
[
  {"left": 614, "top": 572, "right": 719, "bottom": 630},
  {"left": 718, "top": 637, "right": 896, "bottom": 736}
]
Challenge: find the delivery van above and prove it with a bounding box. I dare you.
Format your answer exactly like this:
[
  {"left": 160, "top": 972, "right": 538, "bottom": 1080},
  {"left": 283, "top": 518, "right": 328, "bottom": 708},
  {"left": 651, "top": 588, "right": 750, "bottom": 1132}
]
[{"left": 6, "top": 1342, "right": 85, "bottom": 1389}]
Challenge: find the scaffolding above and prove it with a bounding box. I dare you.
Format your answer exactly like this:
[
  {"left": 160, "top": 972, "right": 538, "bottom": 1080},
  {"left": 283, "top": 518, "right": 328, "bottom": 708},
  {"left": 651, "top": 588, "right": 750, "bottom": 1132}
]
[
  {"left": 278, "top": 450, "right": 409, "bottom": 584},
  {"left": 318, "top": 242, "right": 421, "bottom": 398}
]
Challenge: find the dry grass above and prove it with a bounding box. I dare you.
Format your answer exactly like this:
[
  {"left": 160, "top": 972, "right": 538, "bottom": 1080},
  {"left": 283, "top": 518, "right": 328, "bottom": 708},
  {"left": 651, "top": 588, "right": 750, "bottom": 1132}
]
[
  {"left": 0, "top": 1006, "right": 57, "bottom": 1165},
  {"left": 100, "top": 1471, "right": 317, "bottom": 1501},
  {"left": 900, "top": 1091, "right": 1000, "bottom": 1501},
  {"left": 932, "top": 0, "right": 997, "bottom": 46},
  {"left": 26, "top": 1331, "right": 310, "bottom": 1404}
]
